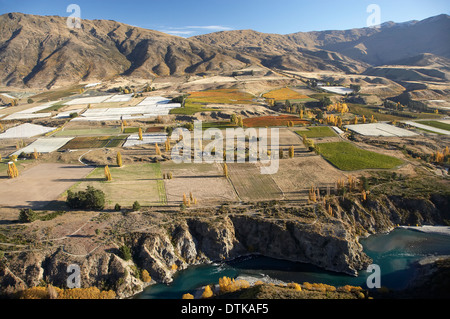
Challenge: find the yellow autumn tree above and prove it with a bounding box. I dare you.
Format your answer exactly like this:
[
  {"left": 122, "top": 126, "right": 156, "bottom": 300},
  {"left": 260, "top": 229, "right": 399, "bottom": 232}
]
[
  {"left": 155, "top": 143, "right": 161, "bottom": 156},
  {"left": 218, "top": 277, "right": 250, "bottom": 293},
  {"left": 287, "top": 282, "right": 302, "bottom": 291},
  {"left": 201, "top": 285, "right": 213, "bottom": 299},
  {"left": 7, "top": 162, "right": 19, "bottom": 179},
  {"left": 444, "top": 146, "right": 449, "bottom": 157},
  {"left": 327, "top": 204, "right": 333, "bottom": 216},
  {"left": 116, "top": 151, "right": 123, "bottom": 167},
  {"left": 104, "top": 165, "right": 112, "bottom": 181},
  {"left": 19, "top": 286, "right": 116, "bottom": 299},
  {"left": 165, "top": 139, "right": 171, "bottom": 152},
  {"left": 142, "top": 270, "right": 151, "bottom": 283},
  {"left": 361, "top": 190, "right": 367, "bottom": 201},
  {"left": 182, "top": 293, "right": 194, "bottom": 299},
  {"left": 309, "top": 186, "right": 317, "bottom": 203},
  {"left": 435, "top": 151, "right": 445, "bottom": 163},
  {"left": 223, "top": 163, "right": 229, "bottom": 177},
  {"left": 32, "top": 149, "right": 38, "bottom": 160},
  {"left": 289, "top": 145, "right": 295, "bottom": 158},
  {"left": 138, "top": 127, "right": 143, "bottom": 141}
]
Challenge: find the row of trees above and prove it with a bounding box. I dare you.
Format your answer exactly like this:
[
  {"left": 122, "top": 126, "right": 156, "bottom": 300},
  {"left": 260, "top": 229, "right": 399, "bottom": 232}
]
[
  {"left": 182, "top": 192, "right": 198, "bottom": 207},
  {"left": 18, "top": 286, "right": 116, "bottom": 299}
]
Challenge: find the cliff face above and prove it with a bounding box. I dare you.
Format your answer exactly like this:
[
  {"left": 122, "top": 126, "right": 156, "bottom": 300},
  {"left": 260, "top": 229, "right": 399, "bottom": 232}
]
[{"left": 0, "top": 193, "right": 448, "bottom": 298}]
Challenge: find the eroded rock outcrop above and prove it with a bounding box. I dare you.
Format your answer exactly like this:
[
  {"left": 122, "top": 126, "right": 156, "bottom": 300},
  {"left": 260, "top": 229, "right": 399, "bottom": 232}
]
[{"left": 1, "top": 193, "right": 448, "bottom": 298}]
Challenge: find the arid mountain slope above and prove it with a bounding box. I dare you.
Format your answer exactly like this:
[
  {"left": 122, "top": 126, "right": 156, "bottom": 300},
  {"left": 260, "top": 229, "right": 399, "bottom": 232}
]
[
  {"left": 0, "top": 12, "right": 449, "bottom": 88},
  {"left": 194, "top": 14, "right": 450, "bottom": 67},
  {"left": 0, "top": 12, "right": 251, "bottom": 88}
]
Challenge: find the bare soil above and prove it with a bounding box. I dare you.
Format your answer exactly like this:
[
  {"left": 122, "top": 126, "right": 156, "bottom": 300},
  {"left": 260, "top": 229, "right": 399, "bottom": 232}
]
[{"left": 0, "top": 163, "right": 93, "bottom": 210}]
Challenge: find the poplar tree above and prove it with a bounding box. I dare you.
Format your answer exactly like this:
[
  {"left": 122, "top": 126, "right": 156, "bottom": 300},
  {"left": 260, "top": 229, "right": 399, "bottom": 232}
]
[
  {"left": 7, "top": 162, "right": 19, "bottom": 179},
  {"left": 289, "top": 146, "right": 295, "bottom": 158},
  {"left": 155, "top": 143, "right": 161, "bottom": 156},
  {"left": 138, "top": 128, "right": 143, "bottom": 141},
  {"left": 223, "top": 163, "right": 229, "bottom": 177},
  {"left": 116, "top": 151, "right": 123, "bottom": 167},
  {"left": 104, "top": 165, "right": 112, "bottom": 181}
]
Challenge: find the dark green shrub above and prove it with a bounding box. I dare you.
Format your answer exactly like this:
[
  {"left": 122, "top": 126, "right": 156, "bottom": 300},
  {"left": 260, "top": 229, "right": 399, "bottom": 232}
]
[
  {"left": 19, "top": 208, "right": 37, "bottom": 223},
  {"left": 114, "top": 203, "right": 121, "bottom": 211},
  {"left": 132, "top": 201, "right": 141, "bottom": 212},
  {"left": 67, "top": 186, "right": 105, "bottom": 211},
  {"left": 119, "top": 245, "right": 132, "bottom": 261}
]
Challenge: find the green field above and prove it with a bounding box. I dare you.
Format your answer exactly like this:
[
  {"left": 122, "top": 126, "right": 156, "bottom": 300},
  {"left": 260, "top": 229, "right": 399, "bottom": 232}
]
[
  {"left": 417, "top": 120, "right": 450, "bottom": 132},
  {"left": 317, "top": 142, "right": 403, "bottom": 171},
  {"left": 349, "top": 104, "right": 441, "bottom": 122},
  {"left": 69, "top": 163, "right": 166, "bottom": 207},
  {"left": 201, "top": 121, "right": 238, "bottom": 130},
  {"left": 169, "top": 101, "right": 216, "bottom": 115},
  {"left": 60, "top": 135, "right": 128, "bottom": 149},
  {"left": 30, "top": 84, "right": 85, "bottom": 103},
  {"left": 296, "top": 126, "right": 336, "bottom": 138},
  {"left": 36, "top": 102, "right": 67, "bottom": 113},
  {"left": 54, "top": 128, "right": 122, "bottom": 137}
]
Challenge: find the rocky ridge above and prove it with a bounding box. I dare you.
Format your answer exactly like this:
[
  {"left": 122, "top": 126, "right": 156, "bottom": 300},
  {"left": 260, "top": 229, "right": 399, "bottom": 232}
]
[{"left": 0, "top": 193, "right": 448, "bottom": 298}]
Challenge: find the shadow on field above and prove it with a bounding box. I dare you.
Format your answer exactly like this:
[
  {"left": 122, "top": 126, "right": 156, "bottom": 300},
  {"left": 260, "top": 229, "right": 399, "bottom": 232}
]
[
  {"left": 0, "top": 219, "right": 19, "bottom": 225},
  {"left": 173, "top": 175, "right": 223, "bottom": 179}
]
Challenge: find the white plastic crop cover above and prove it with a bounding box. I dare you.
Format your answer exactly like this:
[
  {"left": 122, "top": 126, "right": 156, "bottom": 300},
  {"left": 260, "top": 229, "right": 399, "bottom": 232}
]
[
  {"left": 123, "top": 133, "right": 168, "bottom": 148},
  {"left": 345, "top": 123, "right": 418, "bottom": 137},
  {"left": 72, "top": 96, "right": 181, "bottom": 121},
  {"left": 0, "top": 123, "right": 56, "bottom": 139},
  {"left": 403, "top": 121, "right": 450, "bottom": 135},
  {"left": 103, "top": 94, "right": 133, "bottom": 103},
  {"left": 63, "top": 95, "right": 111, "bottom": 105},
  {"left": 11, "top": 137, "right": 73, "bottom": 156},
  {"left": 1, "top": 101, "right": 57, "bottom": 120},
  {"left": 319, "top": 86, "right": 354, "bottom": 95}
]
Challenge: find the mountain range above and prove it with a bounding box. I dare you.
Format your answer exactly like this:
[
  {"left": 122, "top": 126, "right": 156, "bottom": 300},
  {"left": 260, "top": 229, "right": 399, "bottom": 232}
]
[{"left": 0, "top": 12, "right": 449, "bottom": 88}]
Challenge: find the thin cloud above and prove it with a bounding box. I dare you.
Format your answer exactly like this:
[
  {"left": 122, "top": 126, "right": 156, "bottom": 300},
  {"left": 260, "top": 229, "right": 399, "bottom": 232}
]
[
  {"left": 158, "top": 25, "right": 233, "bottom": 37},
  {"left": 185, "top": 25, "right": 233, "bottom": 31},
  {"left": 160, "top": 30, "right": 196, "bottom": 36}
]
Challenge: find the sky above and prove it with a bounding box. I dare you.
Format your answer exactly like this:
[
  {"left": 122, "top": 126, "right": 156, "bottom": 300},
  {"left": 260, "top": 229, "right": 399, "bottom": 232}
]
[{"left": 0, "top": 0, "right": 448, "bottom": 36}]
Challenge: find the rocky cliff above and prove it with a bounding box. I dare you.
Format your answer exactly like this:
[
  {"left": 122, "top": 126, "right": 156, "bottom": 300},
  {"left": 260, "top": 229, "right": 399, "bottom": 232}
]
[{"left": 0, "top": 193, "right": 448, "bottom": 298}]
